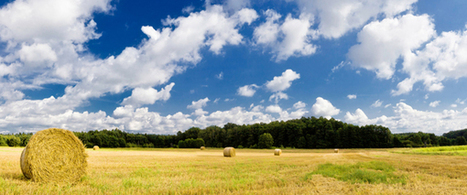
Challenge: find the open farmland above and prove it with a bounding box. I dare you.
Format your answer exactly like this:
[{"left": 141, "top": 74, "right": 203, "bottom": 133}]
[{"left": 1, "top": 147, "right": 467, "bottom": 194}]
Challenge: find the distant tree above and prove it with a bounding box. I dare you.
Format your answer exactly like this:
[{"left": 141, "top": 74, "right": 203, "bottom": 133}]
[
  {"left": 456, "top": 136, "right": 467, "bottom": 145},
  {"left": 258, "top": 133, "right": 274, "bottom": 149},
  {"left": 297, "top": 136, "right": 306, "bottom": 148},
  {"left": 0, "top": 136, "right": 7, "bottom": 146},
  {"left": 6, "top": 136, "right": 21, "bottom": 147}
]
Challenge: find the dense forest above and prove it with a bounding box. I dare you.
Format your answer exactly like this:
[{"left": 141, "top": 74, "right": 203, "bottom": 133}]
[{"left": 1, "top": 117, "right": 467, "bottom": 148}]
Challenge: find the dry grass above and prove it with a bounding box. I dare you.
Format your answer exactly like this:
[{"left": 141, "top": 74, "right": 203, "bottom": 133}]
[{"left": 1, "top": 147, "right": 467, "bottom": 194}]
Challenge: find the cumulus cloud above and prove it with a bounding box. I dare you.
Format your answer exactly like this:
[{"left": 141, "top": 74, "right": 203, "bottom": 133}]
[
  {"left": 347, "top": 94, "right": 357, "bottom": 99},
  {"left": 0, "top": 3, "right": 262, "bottom": 133},
  {"left": 237, "top": 84, "right": 258, "bottom": 97},
  {"left": 265, "top": 69, "right": 300, "bottom": 92},
  {"left": 429, "top": 100, "right": 440, "bottom": 108},
  {"left": 292, "top": 0, "right": 418, "bottom": 39},
  {"left": 254, "top": 10, "right": 317, "bottom": 62},
  {"left": 311, "top": 97, "right": 340, "bottom": 119},
  {"left": 345, "top": 102, "right": 467, "bottom": 135},
  {"left": 121, "top": 83, "right": 175, "bottom": 107},
  {"left": 348, "top": 14, "right": 435, "bottom": 80},
  {"left": 393, "top": 28, "right": 467, "bottom": 95}
]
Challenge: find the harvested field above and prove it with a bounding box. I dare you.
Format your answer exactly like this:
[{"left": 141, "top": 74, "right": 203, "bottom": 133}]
[{"left": 1, "top": 147, "right": 467, "bottom": 194}]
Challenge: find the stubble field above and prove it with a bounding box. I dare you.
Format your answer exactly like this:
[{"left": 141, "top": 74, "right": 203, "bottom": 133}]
[{"left": 1, "top": 147, "right": 467, "bottom": 194}]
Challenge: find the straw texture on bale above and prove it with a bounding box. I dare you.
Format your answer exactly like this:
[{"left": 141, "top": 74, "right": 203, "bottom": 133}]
[
  {"left": 274, "top": 149, "right": 282, "bottom": 156},
  {"left": 200, "top": 146, "right": 205, "bottom": 150},
  {"left": 223, "top": 147, "right": 236, "bottom": 157},
  {"left": 20, "top": 128, "right": 88, "bottom": 183},
  {"left": 334, "top": 149, "right": 339, "bottom": 153},
  {"left": 93, "top": 145, "right": 100, "bottom": 150}
]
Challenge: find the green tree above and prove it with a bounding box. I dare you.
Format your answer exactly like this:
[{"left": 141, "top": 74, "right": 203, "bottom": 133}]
[
  {"left": 456, "top": 136, "right": 467, "bottom": 145},
  {"left": 7, "top": 136, "right": 21, "bottom": 147},
  {"left": 258, "top": 133, "right": 274, "bottom": 149},
  {"left": 0, "top": 136, "right": 7, "bottom": 146}
]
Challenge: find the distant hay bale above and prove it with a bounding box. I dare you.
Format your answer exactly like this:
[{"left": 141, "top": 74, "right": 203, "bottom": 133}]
[
  {"left": 223, "top": 147, "right": 236, "bottom": 157},
  {"left": 334, "top": 149, "right": 339, "bottom": 153},
  {"left": 20, "top": 128, "right": 88, "bottom": 183},
  {"left": 93, "top": 145, "right": 99, "bottom": 150},
  {"left": 200, "top": 146, "right": 205, "bottom": 150},
  {"left": 274, "top": 149, "right": 282, "bottom": 156}
]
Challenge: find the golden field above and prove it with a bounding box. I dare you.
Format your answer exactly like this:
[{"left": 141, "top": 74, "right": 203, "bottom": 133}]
[{"left": 1, "top": 147, "right": 467, "bottom": 194}]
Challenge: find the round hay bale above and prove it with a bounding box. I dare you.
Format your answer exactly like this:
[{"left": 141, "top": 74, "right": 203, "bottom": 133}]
[
  {"left": 334, "top": 149, "right": 339, "bottom": 153},
  {"left": 20, "top": 128, "right": 87, "bottom": 183},
  {"left": 274, "top": 149, "right": 282, "bottom": 156},
  {"left": 93, "top": 145, "right": 99, "bottom": 150},
  {"left": 223, "top": 147, "right": 236, "bottom": 157},
  {"left": 200, "top": 146, "right": 205, "bottom": 150}
]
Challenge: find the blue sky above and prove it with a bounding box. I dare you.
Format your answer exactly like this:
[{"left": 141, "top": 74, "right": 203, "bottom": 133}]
[{"left": 1, "top": 0, "right": 467, "bottom": 135}]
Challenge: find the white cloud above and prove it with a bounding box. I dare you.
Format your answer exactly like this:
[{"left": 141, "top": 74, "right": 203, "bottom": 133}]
[
  {"left": 456, "top": 98, "right": 465, "bottom": 105},
  {"left": 237, "top": 84, "right": 258, "bottom": 97},
  {"left": 371, "top": 99, "right": 383, "bottom": 108},
  {"left": 0, "top": 0, "right": 111, "bottom": 43},
  {"left": 293, "top": 101, "right": 306, "bottom": 109},
  {"left": 348, "top": 14, "right": 435, "bottom": 80},
  {"left": 293, "top": 0, "right": 418, "bottom": 39},
  {"left": 345, "top": 102, "right": 467, "bottom": 135},
  {"left": 311, "top": 97, "right": 340, "bottom": 119},
  {"left": 265, "top": 69, "right": 300, "bottom": 92},
  {"left": 429, "top": 101, "right": 440, "bottom": 108},
  {"left": 18, "top": 43, "right": 57, "bottom": 63},
  {"left": 187, "top": 97, "right": 210, "bottom": 110},
  {"left": 121, "top": 83, "right": 175, "bottom": 107},
  {"left": 266, "top": 105, "right": 282, "bottom": 113},
  {"left": 0, "top": 4, "right": 260, "bottom": 134},
  {"left": 451, "top": 104, "right": 458, "bottom": 108},
  {"left": 347, "top": 94, "right": 357, "bottom": 99},
  {"left": 254, "top": 10, "right": 317, "bottom": 62},
  {"left": 384, "top": 104, "right": 392, "bottom": 108}
]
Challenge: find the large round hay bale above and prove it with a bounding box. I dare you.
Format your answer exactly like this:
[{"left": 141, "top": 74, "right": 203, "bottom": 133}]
[
  {"left": 93, "top": 145, "right": 99, "bottom": 150},
  {"left": 223, "top": 147, "right": 236, "bottom": 157},
  {"left": 334, "top": 149, "right": 339, "bottom": 153},
  {"left": 200, "top": 146, "right": 205, "bottom": 150},
  {"left": 20, "top": 128, "right": 87, "bottom": 183},
  {"left": 274, "top": 149, "right": 282, "bottom": 156}
]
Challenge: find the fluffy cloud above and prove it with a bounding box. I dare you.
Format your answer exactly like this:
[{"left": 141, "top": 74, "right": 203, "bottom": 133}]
[
  {"left": 0, "top": 3, "right": 261, "bottom": 133},
  {"left": 265, "top": 69, "right": 300, "bottom": 92},
  {"left": 345, "top": 102, "right": 467, "bottom": 135},
  {"left": 121, "top": 83, "right": 175, "bottom": 107},
  {"left": 311, "top": 97, "right": 340, "bottom": 119},
  {"left": 348, "top": 14, "right": 435, "bottom": 80},
  {"left": 237, "top": 84, "right": 258, "bottom": 97},
  {"left": 254, "top": 10, "right": 317, "bottom": 62},
  {"left": 293, "top": 0, "right": 418, "bottom": 39},
  {"left": 393, "top": 29, "right": 467, "bottom": 95}
]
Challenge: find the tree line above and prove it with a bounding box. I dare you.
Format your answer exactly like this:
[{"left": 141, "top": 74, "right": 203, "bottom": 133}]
[{"left": 1, "top": 117, "right": 467, "bottom": 148}]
